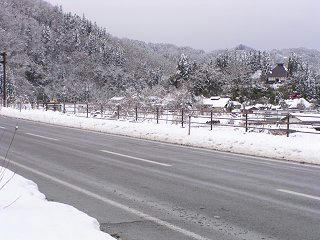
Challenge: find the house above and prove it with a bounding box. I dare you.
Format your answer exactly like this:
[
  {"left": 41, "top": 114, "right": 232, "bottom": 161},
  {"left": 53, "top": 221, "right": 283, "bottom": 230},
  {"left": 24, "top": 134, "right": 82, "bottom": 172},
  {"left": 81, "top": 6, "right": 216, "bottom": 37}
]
[{"left": 267, "top": 63, "right": 288, "bottom": 84}]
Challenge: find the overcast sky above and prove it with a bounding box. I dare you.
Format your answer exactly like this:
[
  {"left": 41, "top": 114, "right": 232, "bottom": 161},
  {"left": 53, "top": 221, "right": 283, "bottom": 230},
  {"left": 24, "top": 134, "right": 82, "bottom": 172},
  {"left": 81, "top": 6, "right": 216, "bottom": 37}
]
[{"left": 45, "top": 0, "right": 319, "bottom": 52}]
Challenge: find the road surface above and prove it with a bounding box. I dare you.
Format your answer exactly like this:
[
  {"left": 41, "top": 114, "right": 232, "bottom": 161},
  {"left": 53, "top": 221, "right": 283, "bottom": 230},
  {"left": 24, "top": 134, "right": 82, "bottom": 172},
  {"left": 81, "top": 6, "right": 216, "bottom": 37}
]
[{"left": 0, "top": 115, "right": 319, "bottom": 240}]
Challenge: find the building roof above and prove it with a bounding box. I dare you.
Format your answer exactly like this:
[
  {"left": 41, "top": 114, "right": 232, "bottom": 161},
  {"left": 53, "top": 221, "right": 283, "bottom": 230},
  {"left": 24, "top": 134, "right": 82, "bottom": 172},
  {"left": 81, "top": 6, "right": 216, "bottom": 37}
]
[
  {"left": 202, "top": 97, "right": 231, "bottom": 108},
  {"left": 110, "top": 96, "right": 125, "bottom": 101},
  {"left": 281, "top": 113, "right": 320, "bottom": 123},
  {"left": 268, "top": 63, "right": 288, "bottom": 78}
]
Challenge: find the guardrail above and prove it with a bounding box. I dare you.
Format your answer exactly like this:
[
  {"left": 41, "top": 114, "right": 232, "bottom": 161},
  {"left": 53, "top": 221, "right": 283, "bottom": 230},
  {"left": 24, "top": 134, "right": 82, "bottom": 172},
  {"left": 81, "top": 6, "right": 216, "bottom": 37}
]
[{"left": 8, "top": 102, "right": 320, "bottom": 137}]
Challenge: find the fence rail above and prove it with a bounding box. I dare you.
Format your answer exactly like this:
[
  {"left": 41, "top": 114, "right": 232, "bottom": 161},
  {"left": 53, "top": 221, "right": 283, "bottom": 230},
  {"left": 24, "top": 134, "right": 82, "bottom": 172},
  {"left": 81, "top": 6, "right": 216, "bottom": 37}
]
[{"left": 8, "top": 102, "right": 320, "bottom": 137}]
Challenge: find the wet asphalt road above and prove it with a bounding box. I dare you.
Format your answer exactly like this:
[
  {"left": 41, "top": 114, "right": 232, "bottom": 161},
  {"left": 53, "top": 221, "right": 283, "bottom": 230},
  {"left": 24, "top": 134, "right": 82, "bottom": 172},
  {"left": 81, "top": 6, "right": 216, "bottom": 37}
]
[{"left": 0, "top": 115, "right": 319, "bottom": 240}]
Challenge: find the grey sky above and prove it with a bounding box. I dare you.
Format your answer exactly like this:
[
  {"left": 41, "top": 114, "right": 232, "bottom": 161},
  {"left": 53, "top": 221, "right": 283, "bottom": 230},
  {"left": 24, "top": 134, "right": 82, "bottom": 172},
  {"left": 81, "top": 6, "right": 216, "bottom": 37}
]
[{"left": 46, "top": 0, "right": 320, "bottom": 52}]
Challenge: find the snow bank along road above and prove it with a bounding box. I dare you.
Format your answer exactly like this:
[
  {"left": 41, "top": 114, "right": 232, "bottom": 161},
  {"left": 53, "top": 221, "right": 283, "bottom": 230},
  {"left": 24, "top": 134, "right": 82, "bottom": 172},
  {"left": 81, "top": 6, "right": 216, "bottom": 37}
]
[
  {"left": 0, "top": 115, "right": 320, "bottom": 240},
  {"left": 0, "top": 168, "right": 115, "bottom": 240},
  {"left": 1, "top": 107, "right": 319, "bottom": 165}
]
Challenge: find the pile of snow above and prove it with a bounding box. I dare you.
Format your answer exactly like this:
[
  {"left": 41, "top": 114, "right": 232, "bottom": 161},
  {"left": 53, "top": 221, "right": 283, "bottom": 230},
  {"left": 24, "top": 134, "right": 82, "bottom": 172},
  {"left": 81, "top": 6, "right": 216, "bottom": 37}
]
[
  {"left": 284, "top": 98, "right": 312, "bottom": 109},
  {"left": 0, "top": 168, "right": 115, "bottom": 240},
  {"left": 0, "top": 107, "right": 320, "bottom": 164}
]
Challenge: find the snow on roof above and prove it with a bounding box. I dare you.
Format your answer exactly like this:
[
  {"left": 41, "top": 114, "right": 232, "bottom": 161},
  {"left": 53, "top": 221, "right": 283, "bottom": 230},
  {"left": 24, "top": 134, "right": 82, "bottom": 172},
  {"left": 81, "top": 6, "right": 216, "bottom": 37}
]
[
  {"left": 284, "top": 98, "right": 311, "bottom": 109},
  {"left": 231, "top": 101, "right": 241, "bottom": 106},
  {"left": 202, "top": 97, "right": 231, "bottom": 108},
  {"left": 244, "top": 104, "right": 268, "bottom": 110},
  {"left": 291, "top": 113, "right": 320, "bottom": 123},
  {"left": 110, "top": 96, "right": 125, "bottom": 101},
  {"left": 254, "top": 104, "right": 266, "bottom": 109},
  {"left": 244, "top": 105, "right": 259, "bottom": 110},
  {"left": 270, "top": 105, "right": 282, "bottom": 110},
  {"left": 202, "top": 98, "right": 214, "bottom": 106}
]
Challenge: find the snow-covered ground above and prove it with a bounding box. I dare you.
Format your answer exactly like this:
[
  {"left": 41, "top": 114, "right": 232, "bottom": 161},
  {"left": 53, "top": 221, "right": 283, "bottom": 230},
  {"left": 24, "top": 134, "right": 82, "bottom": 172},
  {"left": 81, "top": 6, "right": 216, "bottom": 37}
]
[
  {"left": 1, "top": 107, "right": 320, "bottom": 164},
  {"left": 0, "top": 167, "right": 115, "bottom": 240}
]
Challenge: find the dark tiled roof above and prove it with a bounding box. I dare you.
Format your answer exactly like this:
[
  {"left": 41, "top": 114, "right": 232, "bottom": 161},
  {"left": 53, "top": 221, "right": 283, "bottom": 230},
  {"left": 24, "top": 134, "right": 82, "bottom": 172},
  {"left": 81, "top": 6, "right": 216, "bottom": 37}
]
[{"left": 268, "top": 63, "right": 288, "bottom": 78}]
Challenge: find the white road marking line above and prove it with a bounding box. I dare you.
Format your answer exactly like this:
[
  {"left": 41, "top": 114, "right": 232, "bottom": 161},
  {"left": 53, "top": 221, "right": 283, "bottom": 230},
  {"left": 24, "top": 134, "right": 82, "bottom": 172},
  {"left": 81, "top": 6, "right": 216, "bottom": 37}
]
[
  {"left": 25, "top": 133, "right": 59, "bottom": 141},
  {"left": 100, "top": 150, "right": 172, "bottom": 167},
  {"left": 3, "top": 158, "right": 209, "bottom": 240},
  {"left": 277, "top": 189, "right": 320, "bottom": 201}
]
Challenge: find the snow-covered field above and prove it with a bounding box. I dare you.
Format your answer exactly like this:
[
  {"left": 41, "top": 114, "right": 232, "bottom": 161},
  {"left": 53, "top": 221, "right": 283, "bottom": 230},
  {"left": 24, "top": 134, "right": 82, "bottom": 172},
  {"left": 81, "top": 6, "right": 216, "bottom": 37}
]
[
  {"left": 0, "top": 167, "right": 115, "bottom": 240},
  {"left": 1, "top": 107, "right": 320, "bottom": 164}
]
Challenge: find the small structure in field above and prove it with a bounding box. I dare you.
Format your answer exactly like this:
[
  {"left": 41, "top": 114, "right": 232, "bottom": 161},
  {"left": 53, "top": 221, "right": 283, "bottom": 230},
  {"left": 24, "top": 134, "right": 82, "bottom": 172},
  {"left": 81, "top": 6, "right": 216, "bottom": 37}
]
[
  {"left": 281, "top": 113, "right": 320, "bottom": 125},
  {"left": 202, "top": 96, "right": 231, "bottom": 111},
  {"left": 243, "top": 104, "right": 269, "bottom": 113},
  {"left": 109, "top": 96, "right": 125, "bottom": 105}
]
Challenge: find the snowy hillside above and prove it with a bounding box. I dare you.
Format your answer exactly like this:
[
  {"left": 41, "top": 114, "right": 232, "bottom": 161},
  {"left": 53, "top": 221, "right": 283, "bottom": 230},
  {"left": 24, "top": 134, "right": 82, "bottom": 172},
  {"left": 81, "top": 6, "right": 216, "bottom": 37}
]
[{"left": 0, "top": 0, "right": 320, "bottom": 106}]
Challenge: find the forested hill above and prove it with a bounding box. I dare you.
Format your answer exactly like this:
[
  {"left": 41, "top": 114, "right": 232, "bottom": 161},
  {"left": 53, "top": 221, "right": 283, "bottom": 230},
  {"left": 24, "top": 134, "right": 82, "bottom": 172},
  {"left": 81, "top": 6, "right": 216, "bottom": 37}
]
[
  {"left": 0, "top": 0, "right": 320, "bottom": 105},
  {"left": 0, "top": 0, "right": 206, "bottom": 101}
]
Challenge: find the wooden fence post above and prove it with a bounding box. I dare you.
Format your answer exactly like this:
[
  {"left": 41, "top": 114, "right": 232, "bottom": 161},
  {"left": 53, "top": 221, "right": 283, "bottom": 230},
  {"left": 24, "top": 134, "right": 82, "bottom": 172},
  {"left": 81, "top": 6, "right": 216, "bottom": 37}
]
[
  {"left": 63, "top": 102, "right": 66, "bottom": 113},
  {"left": 135, "top": 106, "right": 138, "bottom": 121},
  {"left": 74, "top": 102, "right": 76, "bottom": 115},
  {"left": 188, "top": 115, "right": 191, "bottom": 135},
  {"left": 245, "top": 113, "right": 248, "bottom": 132},
  {"left": 156, "top": 107, "right": 159, "bottom": 124},
  {"left": 210, "top": 110, "right": 213, "bottom": 131},
  {"left": 286, "top": 113, "right": 290, "bottom": 137},
  {"left": 45, "top": 102, "right": 48, "bottom": 111},
  {"left": 86, "top": 103, "right": 89, "bottom": 118},
  {"left": 100, "top": 104, "right": 103, "bottom": 118},
  {"left": 117, "top": 105, "right": 120, "bottom": 119},
  {"left": 181, "top": 108, "right": 184, "bottom": 128}
]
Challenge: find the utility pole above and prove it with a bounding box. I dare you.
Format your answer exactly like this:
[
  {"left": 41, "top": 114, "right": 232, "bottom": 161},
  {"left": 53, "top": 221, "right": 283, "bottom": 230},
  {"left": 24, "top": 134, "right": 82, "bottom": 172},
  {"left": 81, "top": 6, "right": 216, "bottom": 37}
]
[{"left": 0, "top": 52, "right": 7, "bottom": 107}]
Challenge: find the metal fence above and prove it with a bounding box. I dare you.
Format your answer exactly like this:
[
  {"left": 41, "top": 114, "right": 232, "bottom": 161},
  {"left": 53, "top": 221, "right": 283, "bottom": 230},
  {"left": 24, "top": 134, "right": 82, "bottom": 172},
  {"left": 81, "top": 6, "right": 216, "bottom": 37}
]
[{"left": 9, "top": 102, "right": 320, "bottom": 137}]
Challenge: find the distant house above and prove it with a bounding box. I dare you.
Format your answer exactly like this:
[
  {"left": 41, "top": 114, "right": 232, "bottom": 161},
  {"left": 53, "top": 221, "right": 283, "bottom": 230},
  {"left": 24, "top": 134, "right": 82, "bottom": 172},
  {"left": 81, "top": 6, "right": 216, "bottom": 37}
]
[{"left": 267, "top": 63, "right": 288, "bottom": 84}]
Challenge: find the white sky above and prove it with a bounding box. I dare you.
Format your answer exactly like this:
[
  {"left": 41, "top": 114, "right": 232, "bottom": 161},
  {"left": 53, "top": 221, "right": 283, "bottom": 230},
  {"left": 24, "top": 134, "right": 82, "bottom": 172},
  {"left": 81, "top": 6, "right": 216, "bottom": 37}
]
[{"left": 45, "top": 0, "right": 320, "bottom": 51}]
